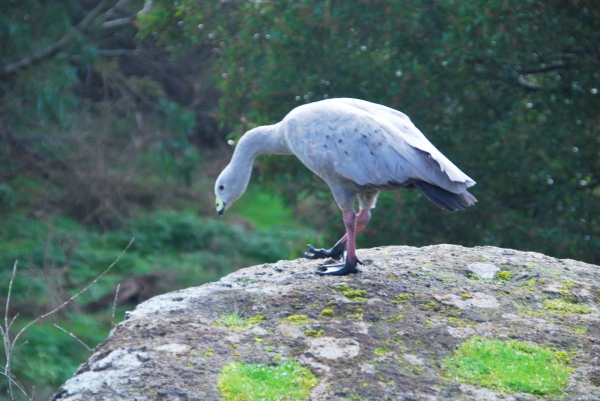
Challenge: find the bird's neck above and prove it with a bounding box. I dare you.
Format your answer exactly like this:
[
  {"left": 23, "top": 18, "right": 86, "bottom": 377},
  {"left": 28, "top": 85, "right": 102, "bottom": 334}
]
[{"left": 229, "top": 124, "right": 289, "bottom": 169}]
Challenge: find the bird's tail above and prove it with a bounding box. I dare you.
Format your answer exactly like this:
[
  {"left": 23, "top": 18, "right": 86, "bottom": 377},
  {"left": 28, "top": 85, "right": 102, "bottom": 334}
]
[{"left": 413, "top": 181, "right": 477, "bottom": 212}]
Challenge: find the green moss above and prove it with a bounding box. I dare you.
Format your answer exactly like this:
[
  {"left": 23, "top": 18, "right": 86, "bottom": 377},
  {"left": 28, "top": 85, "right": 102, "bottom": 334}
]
[
  {"left": 304, "top": 329, "right": 324, "bottom": 337},
  {"left": 391, "top": 293, "right": 414, "bottom": 304},
  {"left": 460, "top": 293, "right": 470, "bottom": 299},
  {"left": 374, "top": 347, "right": 391, "bottom": 355},
  {"left": 443, "top": 337, "right": 571, "bottom": 395},
  {"left": 246, "top": 314, "right": 266, "bottom": 325},
  {"left": 319, "top": 308, "right": 334, "bottom": 317},
  {"left": 542, "top": 298, "right": 593, "bottom": 314},
  {"left": 496, "top": 271, "right": 511, "bottom": 280},
  {"left": 335, "top": 285, "right": 367, "bottom": 300},
  {"left": 285, "top": 315, "right": 310, "bottom": 325},
  {"left": 216, "top": 312, "right": 265, "bottom": 329},
  {"left": 217, "top": 360, "right": 319, "bottom": 400}
]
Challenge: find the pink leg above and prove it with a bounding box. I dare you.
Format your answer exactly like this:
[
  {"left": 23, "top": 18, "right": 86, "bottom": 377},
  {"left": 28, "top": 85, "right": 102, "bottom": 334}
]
[
  {"left": 317, "top": 210, "right": 362, "bottom": 276},
  {"left": 305, "top": 208, "right": 372, "bottom": 261},
  {"left": 342, "top": 210, "right": 358, "bottom": 265}
]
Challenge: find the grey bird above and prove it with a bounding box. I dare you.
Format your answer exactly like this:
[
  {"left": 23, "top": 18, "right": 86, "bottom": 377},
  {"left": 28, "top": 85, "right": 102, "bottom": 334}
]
[{"left": 214, "top": 98, "right": 476, "bottom": 276}]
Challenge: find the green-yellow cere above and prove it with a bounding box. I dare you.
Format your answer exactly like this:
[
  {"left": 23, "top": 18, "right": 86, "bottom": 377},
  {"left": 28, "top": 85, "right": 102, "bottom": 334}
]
[
  {"left": 217, "top": 360, "right": 319, "bottom": 401},
  {"left": 335, "top": 285, "right": 367, "bottom": 300},
  {"left": 443, "top": 337, "right": 572, "bottom": 395},
  {"left": 285, "top": 315, "right": 310, "bottom": 325},
  {"left": 542, "top": 298, "right": 593, "bottom": 314}
]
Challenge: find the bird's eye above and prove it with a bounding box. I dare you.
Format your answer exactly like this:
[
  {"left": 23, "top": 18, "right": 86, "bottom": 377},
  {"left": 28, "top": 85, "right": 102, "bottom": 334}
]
[{"left": 219, "top": 185, "right": 224, "bottom": 190}]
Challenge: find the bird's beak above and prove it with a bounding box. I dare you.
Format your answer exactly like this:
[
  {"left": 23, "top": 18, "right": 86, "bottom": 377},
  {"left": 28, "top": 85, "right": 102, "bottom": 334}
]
[{"left": 215, "top": 194, "right": 225, "bottom": 216}]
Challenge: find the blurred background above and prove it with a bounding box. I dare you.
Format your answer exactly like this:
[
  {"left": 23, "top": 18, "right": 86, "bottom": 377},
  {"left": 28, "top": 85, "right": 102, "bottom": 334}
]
[{"left": 0, "top": 0, "right": 598, "bottom": 398}]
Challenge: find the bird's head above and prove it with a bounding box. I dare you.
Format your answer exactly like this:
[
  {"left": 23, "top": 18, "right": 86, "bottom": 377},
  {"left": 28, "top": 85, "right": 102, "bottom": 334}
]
[{"left": 214, "top": 164, "right": 248, "bottom": 216}]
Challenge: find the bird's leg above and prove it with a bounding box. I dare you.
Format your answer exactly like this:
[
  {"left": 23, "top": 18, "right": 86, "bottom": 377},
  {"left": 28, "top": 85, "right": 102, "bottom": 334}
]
[
  {"left": 305, "top": 208, "right": 371, "bottom": 261},
  {"left": 317, "top": 210, "right": 361, "bottom": 276}
]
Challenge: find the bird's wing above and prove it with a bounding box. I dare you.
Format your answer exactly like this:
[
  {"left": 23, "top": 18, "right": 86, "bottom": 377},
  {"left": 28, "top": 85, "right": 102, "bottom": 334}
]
[{"left": 329, "top": 98, "right": 476, "bottom": 194}]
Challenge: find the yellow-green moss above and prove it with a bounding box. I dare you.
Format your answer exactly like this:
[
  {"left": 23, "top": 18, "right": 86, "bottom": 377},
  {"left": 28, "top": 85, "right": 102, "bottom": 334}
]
[
  {"left": 391, "top": 293, "right": 414, "bottom": 304},
  {"left": 319, "top": 308, "right": 335, "bottom": 317},
  {"left": 496, "top": 270, "right": 512, "bottom": 280},
  {"left": 217, "top": 360, "right": 318, "bottom": 401},
  {"left": 443, "top": 337, "right": 571, "bottom": 395},
  {"left": 374, "top": 347, "right": 391, "bottom": 355},
  {"left": 304, "top": 329, "right": 324, "bottom": 337},
  {"left": 285, "top": 315, "right": 310, "bottom": 325},
  {"left": 336, "top": 285, "right": 367, "bottom": 300},
  {"left": 542, "top": 298, "right": 593, "bottom": 314}
]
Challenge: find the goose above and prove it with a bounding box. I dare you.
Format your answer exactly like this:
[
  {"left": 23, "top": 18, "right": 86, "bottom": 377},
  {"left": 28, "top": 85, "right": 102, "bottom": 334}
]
[{"left": 214, "top": 98, "right": 476, "bottom": 276}]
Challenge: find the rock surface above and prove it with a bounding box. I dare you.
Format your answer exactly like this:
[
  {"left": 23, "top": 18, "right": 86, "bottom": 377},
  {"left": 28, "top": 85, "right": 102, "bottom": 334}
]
[{"left": 52, "top": 245, "right": 600, "bottom": 401}]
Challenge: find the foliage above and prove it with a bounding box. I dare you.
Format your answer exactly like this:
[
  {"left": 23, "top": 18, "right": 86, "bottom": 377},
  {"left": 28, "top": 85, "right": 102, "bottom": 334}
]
[
  {"left": 443, "top": 337, "right": 571, "bottom": 395},
  {"left": 138, "top": 0, "right": 600, "bottom": 264},
  {"left": 0, "top": 203, "right": 313, "bottom": 397},
  {"left": 217, "top": 360, "right": 319, "bottom": 401}
]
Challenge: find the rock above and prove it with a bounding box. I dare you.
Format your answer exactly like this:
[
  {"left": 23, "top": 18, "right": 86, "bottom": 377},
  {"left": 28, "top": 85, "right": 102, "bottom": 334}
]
[
  {"left": 51, "top": 245, "right": 600, "bottom": 401},
  {"left": 467, "top": 263, "right": 499, "bottom": 279},
  {"left": 306, "top": 337, "right": 360, "bottom": 360},
  {"left": 434, "top": 292, "right": 500, "bottom": 309}
]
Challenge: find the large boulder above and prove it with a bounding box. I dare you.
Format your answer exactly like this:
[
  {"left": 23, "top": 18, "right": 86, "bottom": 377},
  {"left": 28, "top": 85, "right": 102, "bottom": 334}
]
[{"left": 52, "top": 245, "right": 600, "bottom": 400}]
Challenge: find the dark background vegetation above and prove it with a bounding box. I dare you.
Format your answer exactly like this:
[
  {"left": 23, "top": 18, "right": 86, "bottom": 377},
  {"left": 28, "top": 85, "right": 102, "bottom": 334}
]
[{"left": 0, "top": 0, "right": 598, "bottom": 398}]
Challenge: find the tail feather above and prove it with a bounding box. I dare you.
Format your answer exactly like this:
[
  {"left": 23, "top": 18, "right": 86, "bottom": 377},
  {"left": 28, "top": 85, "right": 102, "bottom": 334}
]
[{"left": 413, "top": 181, "right": 477, "bottom": 212}]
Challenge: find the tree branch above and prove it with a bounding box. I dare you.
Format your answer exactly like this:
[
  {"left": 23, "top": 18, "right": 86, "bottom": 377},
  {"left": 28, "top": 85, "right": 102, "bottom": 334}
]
[{"left": 0, "top": 0, "right": 114, "bottom": 77}]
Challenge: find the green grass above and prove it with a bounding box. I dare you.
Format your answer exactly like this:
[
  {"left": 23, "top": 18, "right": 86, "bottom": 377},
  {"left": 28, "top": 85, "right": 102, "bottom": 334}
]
[
  {"left": 216, "top": 312, "right": 265, "bottom": 329},
  {"left": 443, "top": 337, "right": 571, "bottom": 395},
  {"left": 229, "top": 184, "right": 301, "bottom": 230},
  {"left": 217, "top": 360, "right": 319, "bottom": 401}
]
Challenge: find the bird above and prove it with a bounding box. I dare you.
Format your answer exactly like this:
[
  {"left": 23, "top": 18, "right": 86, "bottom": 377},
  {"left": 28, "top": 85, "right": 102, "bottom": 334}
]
[{"left": 214, "top": 98, "right": 476, "bottom": 276}]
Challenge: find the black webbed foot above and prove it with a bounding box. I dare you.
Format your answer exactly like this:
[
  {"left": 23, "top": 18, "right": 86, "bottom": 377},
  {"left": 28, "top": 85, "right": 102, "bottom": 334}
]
[
  {"left": 317, "top": 258, "right": 363, "bottom": 276},
  {"left": 304, "top": 241, "right": 345, "bottom": 261}
]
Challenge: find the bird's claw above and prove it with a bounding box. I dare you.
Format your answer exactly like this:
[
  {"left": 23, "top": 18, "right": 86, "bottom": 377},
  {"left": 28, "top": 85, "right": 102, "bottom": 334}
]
[
  {"left": 317, "top": 259, "right": 360, "bottom": 276},
  {"left": 304, "top": 242, "right": 345, "bottom": 261}
]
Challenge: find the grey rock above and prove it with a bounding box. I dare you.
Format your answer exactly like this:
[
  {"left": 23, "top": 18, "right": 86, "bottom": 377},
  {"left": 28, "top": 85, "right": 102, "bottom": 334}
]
[
  {"left": 467, "top": 262, "right": 499, "bottom": 279},
  {"left": 52, "top": 245, "right": 600, "bottom": 401}
]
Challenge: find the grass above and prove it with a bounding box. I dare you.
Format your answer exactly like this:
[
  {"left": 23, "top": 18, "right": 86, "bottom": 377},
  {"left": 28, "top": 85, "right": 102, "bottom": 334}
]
[
  {"left": 542, "top": 298, "right": 594, "bottom": 314},
  {"left": 217, "top": 360, "right": 319, "bottom": 401},
  {"left": 443, "top": 337, "right": 572, "bottom": 395},
  {"left": 216, "top": 312, "right": 265, "bottom": 329}
]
